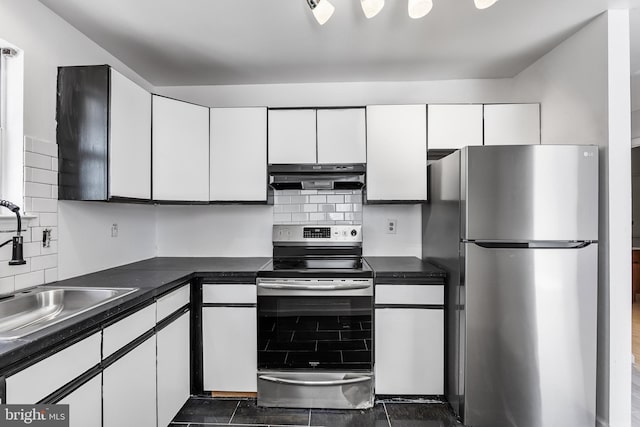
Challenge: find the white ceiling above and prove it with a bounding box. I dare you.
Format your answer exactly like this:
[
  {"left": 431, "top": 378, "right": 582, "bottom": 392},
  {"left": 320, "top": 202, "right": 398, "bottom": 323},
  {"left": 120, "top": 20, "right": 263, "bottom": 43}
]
[{"left": 39, "top": 0, "right": 640, "bottom": 86}]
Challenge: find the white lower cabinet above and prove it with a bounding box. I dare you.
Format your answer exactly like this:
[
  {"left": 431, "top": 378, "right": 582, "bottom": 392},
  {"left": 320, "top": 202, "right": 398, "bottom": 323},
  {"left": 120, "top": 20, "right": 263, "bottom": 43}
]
[
  {"left": 103, "top": 336, "right": 157, "bottom": 427},
  {"left": 203, "top": 307, "right": 257, "bottom": 392},
  {"left": 58, "top": 374, "right": 102, "bottom": 427},
  {"left": 157, "top": 312, "right": 190, "bottom": 427},
  {"left": 375, "top": 308, "right": 444, "bottom": 395}
]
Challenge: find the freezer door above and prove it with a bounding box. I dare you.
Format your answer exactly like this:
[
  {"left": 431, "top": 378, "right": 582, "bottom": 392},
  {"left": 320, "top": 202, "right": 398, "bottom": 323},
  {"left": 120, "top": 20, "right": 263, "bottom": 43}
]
[
  {"left": 462, "top": 243, "right": 597, "bottom": 427},
  {"left": 463, "top": 145, "right": 598, "bottom": 241}
]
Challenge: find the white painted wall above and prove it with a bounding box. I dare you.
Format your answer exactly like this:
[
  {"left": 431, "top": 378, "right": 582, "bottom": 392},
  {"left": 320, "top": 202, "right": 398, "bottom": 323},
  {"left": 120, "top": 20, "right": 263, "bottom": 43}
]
[
  {"left": 511, "top": 11, "right": 631, "bottom": 427},
  {"left": 155, "top": 205, "right": 272, "bottom": 257},
  {"left": 58, "top": 201, "right": 156, "bottom": 280},
  {"left": 0, "top": 0, "right": 157, "bottom": 283},
  {"left": 362, "top": 205, "right": 422, "bottom": 257},
  {"left": 156, "top": 79, "right": 514, "bottom": 109}
]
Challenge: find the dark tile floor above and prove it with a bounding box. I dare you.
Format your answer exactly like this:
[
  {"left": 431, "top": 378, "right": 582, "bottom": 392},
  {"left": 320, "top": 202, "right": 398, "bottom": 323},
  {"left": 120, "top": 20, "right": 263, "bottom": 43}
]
[{"left": 170, "top": 397, "right": 463, "bottom": 427}]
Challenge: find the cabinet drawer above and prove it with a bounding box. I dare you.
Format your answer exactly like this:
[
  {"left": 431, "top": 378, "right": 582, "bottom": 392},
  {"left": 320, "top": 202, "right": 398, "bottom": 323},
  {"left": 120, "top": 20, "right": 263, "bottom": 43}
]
[
  {"left": 157, "top": 284, "right": 190, "bottom": 322},
  {"left": 6, "top": 332, "right": 101, "bottom": 404},
  {"left": 202, "top": 284, "right": 256, "bottom": 304},
  {"left": 103, "top": 304, "right": 156, "bottom": 358},
  {"left": 375, "top": 285, "right": 444, "bottom": 305}
]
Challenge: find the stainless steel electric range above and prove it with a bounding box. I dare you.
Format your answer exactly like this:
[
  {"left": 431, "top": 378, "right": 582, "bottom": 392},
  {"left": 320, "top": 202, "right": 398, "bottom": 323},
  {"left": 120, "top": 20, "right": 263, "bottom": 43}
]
[{"left": 256, "top": 225, "right": 374, "bottom": 410}]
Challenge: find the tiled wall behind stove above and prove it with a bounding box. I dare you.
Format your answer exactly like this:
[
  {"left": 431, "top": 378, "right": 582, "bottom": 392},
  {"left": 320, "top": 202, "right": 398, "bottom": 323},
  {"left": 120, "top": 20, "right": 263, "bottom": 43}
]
[{"left": 273, "top": 190, "right": 363, "bottom": 225}]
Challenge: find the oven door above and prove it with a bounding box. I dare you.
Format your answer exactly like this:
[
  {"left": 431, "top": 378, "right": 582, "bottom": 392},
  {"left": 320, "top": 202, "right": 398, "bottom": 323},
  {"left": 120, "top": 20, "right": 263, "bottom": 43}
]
[
  {"left": 257, "top": 278, "right": 373, "bottom": 372},
  {"left": 256, "top": 278, "right": 374, "bottom": 409}
]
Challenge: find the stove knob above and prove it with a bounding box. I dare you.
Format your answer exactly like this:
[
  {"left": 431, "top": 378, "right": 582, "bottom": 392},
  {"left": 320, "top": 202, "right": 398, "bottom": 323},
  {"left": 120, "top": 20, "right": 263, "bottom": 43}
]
[{"left": 351, "top": 229, "right": 358, "bottom": 237}]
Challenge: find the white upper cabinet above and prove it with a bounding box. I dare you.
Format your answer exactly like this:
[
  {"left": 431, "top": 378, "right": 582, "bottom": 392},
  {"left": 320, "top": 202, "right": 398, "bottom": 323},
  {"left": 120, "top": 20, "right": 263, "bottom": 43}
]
[
  {"left": 268, "top": 109, "right": 317, "bottom": 164},
  {"left": 366, "top": 105, "right": 427, "bottom": 201},
  {"left": 210, "top": 108, "right": 267, "bottom": 201},
  {"left": 317, "top": 108, "right": 366, "bottom": 164},
  {"left": 109, "top": 69, "right": 151, "bottom": 199},
  {"left": 484, "top": 103, "right": 541, "bottom": 145},
  {"left": 152, "top": 95, "right": 210, "bottom": 201},
  {"left": 427, "top": 104, "right": 483, "bottom": 150}
]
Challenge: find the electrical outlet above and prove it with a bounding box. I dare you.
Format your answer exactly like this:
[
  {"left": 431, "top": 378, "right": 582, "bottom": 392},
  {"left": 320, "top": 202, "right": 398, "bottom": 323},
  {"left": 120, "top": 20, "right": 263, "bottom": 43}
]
[
  {"left": 386, "top": 219, "right": 397, "bottom": 234},
  {"left": 42, "top": 229, "right": 51, "bottom": 248},
  {"left": 111, "top": 223, "right": 118, "bottom": 238}
]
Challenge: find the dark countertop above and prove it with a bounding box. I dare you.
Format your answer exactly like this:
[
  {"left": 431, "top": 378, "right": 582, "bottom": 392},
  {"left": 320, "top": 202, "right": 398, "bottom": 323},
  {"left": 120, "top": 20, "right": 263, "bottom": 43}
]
[
  {"left": 365, "top": 256, "right": 446, "bottom": 281},
  {"left": 0, "top": 257, "right": 270, "bottom": 374},
  {"left": 0, "top": 256, "right": 441, "bottom": 372}
]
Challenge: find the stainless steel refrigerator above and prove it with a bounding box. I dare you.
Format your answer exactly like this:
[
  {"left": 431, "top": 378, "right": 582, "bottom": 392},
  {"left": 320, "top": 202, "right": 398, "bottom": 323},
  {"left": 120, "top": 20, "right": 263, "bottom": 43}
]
[{"left": 423, "top": 145, "right": 598, "bottom": 427}]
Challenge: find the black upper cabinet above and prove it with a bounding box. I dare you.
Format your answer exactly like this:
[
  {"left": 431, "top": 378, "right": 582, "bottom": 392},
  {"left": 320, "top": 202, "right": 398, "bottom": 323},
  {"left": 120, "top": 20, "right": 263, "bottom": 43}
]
[{"left": 57, "top": 65, "right": 152, "bottom": 201}]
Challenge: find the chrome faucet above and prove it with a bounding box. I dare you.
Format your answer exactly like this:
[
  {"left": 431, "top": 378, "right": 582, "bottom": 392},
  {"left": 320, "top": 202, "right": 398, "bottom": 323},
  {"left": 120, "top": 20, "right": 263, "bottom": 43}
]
[{"left": 0, "top": 200, "right": 26, "bottom": 265}]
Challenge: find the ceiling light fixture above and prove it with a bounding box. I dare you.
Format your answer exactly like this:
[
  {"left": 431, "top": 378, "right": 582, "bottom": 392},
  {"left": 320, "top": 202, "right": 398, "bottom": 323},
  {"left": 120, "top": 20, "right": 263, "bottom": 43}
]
[
  {"left": 361, "top": 0, "right": 385, "bottom": 19},
  {"left": 306, "top": 0, "right": 335, "bottom": 25},
  {"left": 307, "top": 0, "right": 499, "bottom": 24},
  {"left": 408, "top": 0, "right": 433, "bottom": 19},
  {"left": 473, "top": 0, "right": 499, "bottom": 9}
]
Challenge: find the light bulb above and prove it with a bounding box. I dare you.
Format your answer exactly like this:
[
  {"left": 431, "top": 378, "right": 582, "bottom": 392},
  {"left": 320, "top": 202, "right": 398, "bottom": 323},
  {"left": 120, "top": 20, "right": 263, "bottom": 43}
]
[
  {"left": 474, "top": 0, "right": 498, "bottom": 9},
  {"left": 408, "top": 0, "right": 433, "bottom": 19},
  {"left": 311, "top": 0, "right": 335, "bottom": 25},
  {"left": 361, "top": 0, "right": 385, "bottom": 19}
]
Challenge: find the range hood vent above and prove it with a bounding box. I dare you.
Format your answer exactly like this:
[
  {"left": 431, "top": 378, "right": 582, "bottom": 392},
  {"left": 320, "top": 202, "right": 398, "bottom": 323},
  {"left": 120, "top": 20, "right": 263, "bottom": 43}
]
[{"left": 269, "top": 164, "right": 365, "bottom": 190}]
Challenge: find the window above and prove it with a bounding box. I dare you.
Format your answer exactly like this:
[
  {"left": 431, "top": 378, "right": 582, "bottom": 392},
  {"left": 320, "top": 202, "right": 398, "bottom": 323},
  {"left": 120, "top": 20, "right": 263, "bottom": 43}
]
[{"left": 0, "top": 42, "right": 23, "bottom": 209}]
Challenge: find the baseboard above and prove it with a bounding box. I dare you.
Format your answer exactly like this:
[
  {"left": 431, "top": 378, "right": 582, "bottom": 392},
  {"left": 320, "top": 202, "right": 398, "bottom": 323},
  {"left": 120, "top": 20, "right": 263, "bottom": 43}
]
[{"left": 211, "top": 391, "right": 257, "bottom": 398}]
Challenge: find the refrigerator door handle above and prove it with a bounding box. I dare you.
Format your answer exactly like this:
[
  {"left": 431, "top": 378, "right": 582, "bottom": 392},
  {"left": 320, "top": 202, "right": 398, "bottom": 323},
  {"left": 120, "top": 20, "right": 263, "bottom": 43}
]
[{"left": 469, "top": 241, "right": 593, "bottom": 249}]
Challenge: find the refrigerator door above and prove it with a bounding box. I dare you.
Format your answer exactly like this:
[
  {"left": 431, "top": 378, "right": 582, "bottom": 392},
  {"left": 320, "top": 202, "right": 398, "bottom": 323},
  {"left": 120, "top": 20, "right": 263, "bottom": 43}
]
[
  {"left": 463, "top": 145, "right": 598, "bottom": 241},
  {"left": 462, "top": 242, "right": 597, "bottom": 427}
]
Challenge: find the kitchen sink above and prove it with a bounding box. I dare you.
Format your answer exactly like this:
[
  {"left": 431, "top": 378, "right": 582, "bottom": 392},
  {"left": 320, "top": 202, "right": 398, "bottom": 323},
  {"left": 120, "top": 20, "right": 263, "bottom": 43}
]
[{"left": 0, "top": 286, "right": 138, "bottom": 340}]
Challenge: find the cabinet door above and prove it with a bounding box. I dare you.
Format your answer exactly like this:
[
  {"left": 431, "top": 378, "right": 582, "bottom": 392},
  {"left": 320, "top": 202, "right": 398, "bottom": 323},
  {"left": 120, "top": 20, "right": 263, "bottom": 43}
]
[
  {"left": 366, "top": 105, "right": 427, "bottom": 201},
  {"left": 109, "top": 69, "right": 151, "bottom": 199},
  {"left": 268, "top": 109, "right": 316, "bottom": 164},
  {"left": 428, "top": 104, "right": 483, "bottom": 150},
  {"left": 203, "top": 307, "right": 257, "bottom": 392},
  {"left": 58, "top": 374, "right": 102, "bottom": 427},
  {"left": 103, "top": 336, "right": 157, "bottom": 427},
  {"left": 152, "top": 95, "right": 210, "bottom": 201},
  {"left": 317, "top": 108, "right": 366, "bottom": 164},
  {"left": 210, "top": 108, "right": 267, "bottom": 201},
  {"left": 6, "top": 333, "right": 101, "bottom": 404},
  {"left": 484, "top": 104, "right": 541, "bottom": 145},
  {"left": 375, "top": 308, "right": 443, "bottom": 395},
  {"left": 157, "top": 312, "right": 190, "bottom": 427}
]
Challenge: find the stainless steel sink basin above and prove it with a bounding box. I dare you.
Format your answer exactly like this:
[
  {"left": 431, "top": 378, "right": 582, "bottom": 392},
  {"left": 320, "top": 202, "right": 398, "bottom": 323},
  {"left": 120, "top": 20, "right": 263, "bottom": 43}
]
[{"left": 0, "top": 286, "right": 138, "bottom": 340}]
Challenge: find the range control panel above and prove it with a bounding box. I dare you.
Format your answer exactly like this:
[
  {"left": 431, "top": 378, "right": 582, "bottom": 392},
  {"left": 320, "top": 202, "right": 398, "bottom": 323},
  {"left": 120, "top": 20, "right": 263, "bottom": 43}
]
[{"left": 273, "top": 225, "right": 362, "bottom": 243}]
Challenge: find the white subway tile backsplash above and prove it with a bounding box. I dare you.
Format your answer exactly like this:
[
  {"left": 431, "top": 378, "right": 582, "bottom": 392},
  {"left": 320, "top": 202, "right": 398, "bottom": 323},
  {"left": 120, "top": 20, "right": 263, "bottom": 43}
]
[
  {"left": 25, "top": 152, "right": 53, "bottom": 170},
  {"left": 291, "top": 213, "right": 309, "bottom": 222},
  {"left": 0, "top": 136, "right": 59, "bottom": 295},
  {"left": 28, "top": 168, "right": 57, "bottom": 185},
  {"left": 25, "top": 182, "right": 52, "bottom": 198},
  {"left": 274, "top": 190, "right": 362, "bottom": 225},
  {"left": 28, "top": 139, "right": 58, "bottom": 158},
  {"left": 309, "top": 195, "right": 326, "bottom": 204},
  {"left": 31, "top": 198, "right": 57, "bottom": 213},
  {"left": 30, "top": 254, "right": 57, "bottom": 271},
  {"left": 0, "top": 277, "right": 14, "bottom": 294},
  {"left": 15, "top": 270, "right": 44, "bottom": 291}
]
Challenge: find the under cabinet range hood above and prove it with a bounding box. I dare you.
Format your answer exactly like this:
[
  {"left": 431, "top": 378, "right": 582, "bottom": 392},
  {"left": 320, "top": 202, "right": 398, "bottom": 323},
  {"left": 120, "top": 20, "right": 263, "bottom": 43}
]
[{"left": 268, "top": 164, "right": 365, "bottom": 190}]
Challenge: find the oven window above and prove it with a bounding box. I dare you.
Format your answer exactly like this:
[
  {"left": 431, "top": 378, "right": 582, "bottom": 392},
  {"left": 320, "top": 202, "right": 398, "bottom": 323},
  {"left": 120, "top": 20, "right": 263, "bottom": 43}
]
[{"left": 258, "top": 296, "right": 373, "bottom": 371}]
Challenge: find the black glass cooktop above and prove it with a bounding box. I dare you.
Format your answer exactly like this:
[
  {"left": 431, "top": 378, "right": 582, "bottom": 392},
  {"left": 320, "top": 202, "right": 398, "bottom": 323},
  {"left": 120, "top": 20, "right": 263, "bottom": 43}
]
[{"left": 258, "top": 257, "right": 373, "bottom": 279}]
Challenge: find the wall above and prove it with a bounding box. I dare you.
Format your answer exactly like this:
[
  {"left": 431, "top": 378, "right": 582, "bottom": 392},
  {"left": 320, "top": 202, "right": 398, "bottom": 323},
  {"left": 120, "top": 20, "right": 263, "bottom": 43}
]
[
  {"left": 273, "top": 190, "right": 363, "bottom": 225},
  {"left": 157, "top": 79, "right": 514, "bottom": 109},
  {"left": 511, "top": 11, "right": 631, "bottom": 427},
  {"left": 155, "top": 205, "right": 272, "bottom": 257},
  {"left": 0, "top": 0, "right": 157, "bottom": 283},
  {"left": 0, "top": 137, "right": 58, "bottom": 294}
]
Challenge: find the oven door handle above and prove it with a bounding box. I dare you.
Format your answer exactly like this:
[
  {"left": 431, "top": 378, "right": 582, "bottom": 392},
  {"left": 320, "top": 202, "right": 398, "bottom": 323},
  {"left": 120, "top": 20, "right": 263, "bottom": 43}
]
[
  {"left": 258, "top": 375, "right": 372, "bottom": 387},
  {"left": 258, "top": 282, "right": 371, "bottom": 291}
]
